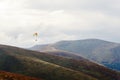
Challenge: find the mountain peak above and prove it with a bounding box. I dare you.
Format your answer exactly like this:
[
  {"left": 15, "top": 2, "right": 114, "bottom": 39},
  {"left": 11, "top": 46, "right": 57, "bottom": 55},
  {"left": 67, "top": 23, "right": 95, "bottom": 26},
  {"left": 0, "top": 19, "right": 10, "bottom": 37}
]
[
  {"left": 31, "top": 38, "right": 120, "bottom": 71},
  {"left": 56, "top": 39, "right": 116, "bottom": 44}
]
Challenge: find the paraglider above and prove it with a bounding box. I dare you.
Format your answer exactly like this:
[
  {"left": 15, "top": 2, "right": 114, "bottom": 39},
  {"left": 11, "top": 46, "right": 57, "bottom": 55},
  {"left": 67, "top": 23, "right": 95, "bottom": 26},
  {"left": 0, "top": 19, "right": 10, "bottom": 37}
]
[{"left": 33, "top": 32, "right": 38, "bottom": 41}]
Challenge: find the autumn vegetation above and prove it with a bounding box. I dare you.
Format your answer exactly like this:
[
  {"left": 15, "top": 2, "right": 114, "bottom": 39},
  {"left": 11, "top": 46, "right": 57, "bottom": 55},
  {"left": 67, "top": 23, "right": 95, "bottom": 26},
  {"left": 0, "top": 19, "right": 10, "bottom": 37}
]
[{"left": 0, "top": 71, "right": 41, "bottom": 80}]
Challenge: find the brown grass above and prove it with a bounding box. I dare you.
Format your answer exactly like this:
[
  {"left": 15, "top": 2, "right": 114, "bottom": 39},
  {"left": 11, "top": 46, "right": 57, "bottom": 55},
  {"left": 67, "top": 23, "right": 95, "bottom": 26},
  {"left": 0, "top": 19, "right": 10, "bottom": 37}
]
[{"left": 0, "top": 71, "right": 42, "bottom": 80}]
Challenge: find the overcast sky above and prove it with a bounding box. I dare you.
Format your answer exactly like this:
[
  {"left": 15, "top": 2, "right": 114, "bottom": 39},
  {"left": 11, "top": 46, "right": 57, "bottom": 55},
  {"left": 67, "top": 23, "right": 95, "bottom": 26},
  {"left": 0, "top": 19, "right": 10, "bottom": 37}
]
[{"left": 0, "top": 0, "right": 120, "bottom": 48}]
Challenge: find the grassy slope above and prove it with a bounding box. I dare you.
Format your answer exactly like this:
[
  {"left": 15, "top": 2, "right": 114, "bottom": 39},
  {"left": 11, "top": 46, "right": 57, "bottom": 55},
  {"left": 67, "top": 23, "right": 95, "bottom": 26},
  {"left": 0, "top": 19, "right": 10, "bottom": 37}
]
[
  {"left": 46, "top": 51, "right": 120, "bottom": 80},
  {"left": 0, "top": 45, "right": 120, "bottom": 80},
  {"left": 0, "top": 45, "right": 97, "bottom": 80},
  {"left": 52, "top": 39, "right": 120, "bottom": 70},
  {"left": 31, "top": 39, "right": 120, "bottom": 70}
]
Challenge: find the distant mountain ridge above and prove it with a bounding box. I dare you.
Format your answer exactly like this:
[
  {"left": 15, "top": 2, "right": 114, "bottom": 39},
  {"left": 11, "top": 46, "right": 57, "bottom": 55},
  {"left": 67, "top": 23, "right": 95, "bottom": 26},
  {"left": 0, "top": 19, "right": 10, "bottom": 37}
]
[{"left": 30, "top": 39, "right": 120, "bottom": 71}]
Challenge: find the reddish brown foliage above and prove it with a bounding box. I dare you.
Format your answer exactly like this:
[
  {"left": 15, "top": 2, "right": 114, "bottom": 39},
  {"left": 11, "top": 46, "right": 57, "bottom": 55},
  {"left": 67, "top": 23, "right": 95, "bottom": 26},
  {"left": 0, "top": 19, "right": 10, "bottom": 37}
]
[{"left": 0, "top": 71, "right": 42, "bottom": 80}]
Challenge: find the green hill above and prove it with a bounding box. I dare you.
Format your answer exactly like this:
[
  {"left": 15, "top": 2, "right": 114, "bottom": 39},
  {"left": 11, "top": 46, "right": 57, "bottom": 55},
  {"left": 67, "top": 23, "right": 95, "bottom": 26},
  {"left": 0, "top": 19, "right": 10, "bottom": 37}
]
[
  {"left": 0, "top": 45, "right": 97, "bottom": 80},
  {"left": 31, "top": 39, "right": 120, "bottom": 71},
  {"left": 0, "top": 44, "right": 120, "bottom": 80}
]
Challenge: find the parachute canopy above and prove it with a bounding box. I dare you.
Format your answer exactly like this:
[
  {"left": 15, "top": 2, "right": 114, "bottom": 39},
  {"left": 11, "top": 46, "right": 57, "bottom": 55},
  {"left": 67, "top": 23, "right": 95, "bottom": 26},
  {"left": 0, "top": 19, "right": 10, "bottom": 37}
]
[
  {"left": 33, "top": 32, "right": 38, "bottom": 36},
  {"left": 33, "top": 32, "right": 38, "bottom": 41}
]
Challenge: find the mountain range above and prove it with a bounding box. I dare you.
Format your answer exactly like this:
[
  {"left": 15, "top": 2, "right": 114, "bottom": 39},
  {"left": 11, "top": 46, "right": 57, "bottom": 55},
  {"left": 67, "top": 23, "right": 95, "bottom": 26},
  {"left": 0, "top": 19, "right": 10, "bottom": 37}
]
[
  {"left": 0, "top": 44, "right": 120, "bottom": 80},
  {"left": 30, "top": 39, "right": 120, "bottom": 71}
]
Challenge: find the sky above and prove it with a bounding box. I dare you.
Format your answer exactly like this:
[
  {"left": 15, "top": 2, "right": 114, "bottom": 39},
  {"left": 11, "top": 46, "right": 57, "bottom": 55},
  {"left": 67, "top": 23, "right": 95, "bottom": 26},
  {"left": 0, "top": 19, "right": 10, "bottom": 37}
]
[{"left": 0, "top": 0, "right": 120, "bottom": 48}]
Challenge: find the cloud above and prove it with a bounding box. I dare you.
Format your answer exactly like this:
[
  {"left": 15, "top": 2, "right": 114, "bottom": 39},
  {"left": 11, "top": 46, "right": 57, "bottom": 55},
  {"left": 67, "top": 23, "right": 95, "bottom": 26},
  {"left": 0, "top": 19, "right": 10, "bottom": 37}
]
[{"left": 0, "top": 0, "right": 119, "bottom": 47}]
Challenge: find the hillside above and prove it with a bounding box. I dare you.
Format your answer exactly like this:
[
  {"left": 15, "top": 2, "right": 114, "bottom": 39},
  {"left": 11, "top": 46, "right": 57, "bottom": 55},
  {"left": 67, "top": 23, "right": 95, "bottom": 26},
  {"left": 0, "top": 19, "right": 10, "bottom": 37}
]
[
  {"left": 0, "top": 71, "right": 40, "bottom": 80},
  {"left": 46, "top": 50, "right": 84, "bottom": 60},
  {"left": 0, "top": 45, "right": 120, "bottom": 80},
  {"left": 0, "top": 45, "right": 97, "bottom": 80},
  {"left": 31, "top": 39, "right": 120, "bottom": 71}
]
